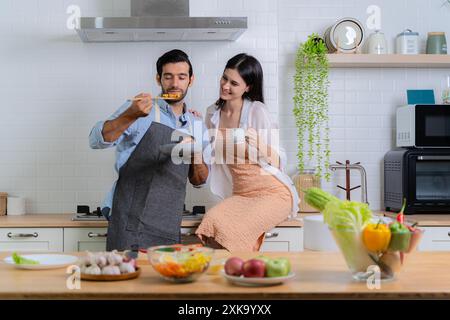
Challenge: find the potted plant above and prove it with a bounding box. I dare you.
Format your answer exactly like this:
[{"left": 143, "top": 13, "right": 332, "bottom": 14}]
[{"left": 292, "top": 33, "right": 331, "bottom": 212}]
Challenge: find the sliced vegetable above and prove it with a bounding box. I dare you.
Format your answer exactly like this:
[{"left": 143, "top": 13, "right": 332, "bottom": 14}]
[{"left": 12, "top": 252, "right": 40, "bottom": 265}]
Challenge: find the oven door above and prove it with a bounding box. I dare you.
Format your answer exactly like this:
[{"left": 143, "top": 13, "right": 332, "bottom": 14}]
[
  {"left": 407, "top": 154, "right": 450, "bottom": 212},
  {"left": 416, "top": 105, "right": 450, "bottom": 147}
]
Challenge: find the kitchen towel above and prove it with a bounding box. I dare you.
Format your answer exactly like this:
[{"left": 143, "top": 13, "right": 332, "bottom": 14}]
[{"left": 7, "top": 196, "right": 26, "bottom": 215}]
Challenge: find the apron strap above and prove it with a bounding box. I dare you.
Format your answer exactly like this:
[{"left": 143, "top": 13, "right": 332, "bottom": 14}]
[{"left": 154, "top": 104, "right": 161, "bottom": 123}]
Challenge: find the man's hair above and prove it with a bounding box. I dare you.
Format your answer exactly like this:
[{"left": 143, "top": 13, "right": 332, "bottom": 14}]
[{"left": 156, "top": 49, "right": 193, "bottom": 78}]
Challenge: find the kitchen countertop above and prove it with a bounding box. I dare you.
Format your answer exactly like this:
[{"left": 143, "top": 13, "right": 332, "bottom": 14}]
[
  {"left": 2, "top": 212, "right": 449, "bottom": 228},
  {"left": 0, "top": 214, "right": 303, "bottom": 228},
  {"left": 1, "top": 250, "right": 450, "bottom": 299},
  {"left": 381, "top": 212, "right": 450, "bottom": 227}
]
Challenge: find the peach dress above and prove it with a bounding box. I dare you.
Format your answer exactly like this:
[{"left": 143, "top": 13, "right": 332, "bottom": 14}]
[{"left": 195, "top": 129, "right": 292, "bottom": 251}]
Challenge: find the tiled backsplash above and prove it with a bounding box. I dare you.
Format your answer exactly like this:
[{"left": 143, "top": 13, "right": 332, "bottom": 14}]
[{"left": 0, "top": 0, "right": 449, "bottom": 213}]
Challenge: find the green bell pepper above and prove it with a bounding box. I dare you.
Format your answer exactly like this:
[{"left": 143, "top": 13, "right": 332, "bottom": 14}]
[{"left": 388, "top": 222, "right": 411, "bottom": 252}]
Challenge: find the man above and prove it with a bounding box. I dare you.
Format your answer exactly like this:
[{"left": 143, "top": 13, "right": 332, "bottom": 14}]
[{"left": 89, "top": 49, "right": 209, "bottom": 251}]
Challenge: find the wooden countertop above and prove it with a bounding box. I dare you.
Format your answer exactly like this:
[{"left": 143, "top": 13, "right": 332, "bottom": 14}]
[
  {"left": 1, "top": 250, "right": 450, "bottom": 299},
  {"left": 382, "top": 212, "right": 450, "bottom": 227},
  {"left": 0, "top": 214, "right": 303, "bottom": 228}
]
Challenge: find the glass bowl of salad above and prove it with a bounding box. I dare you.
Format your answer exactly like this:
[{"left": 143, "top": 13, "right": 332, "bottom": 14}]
[
  {"left": 147, "top": 244, "right": 214, "bottom": 283},
  {"left": 330, "top": 220, "right": 424, "bottom": 282}
]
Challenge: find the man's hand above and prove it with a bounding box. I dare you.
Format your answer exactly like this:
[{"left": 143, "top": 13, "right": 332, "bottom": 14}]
[
  {"left": 102, "top": 93, "right": 152, "bottom": 143},
  {"left": 125, "top": 93, "right": 153, "bottom": 119}
]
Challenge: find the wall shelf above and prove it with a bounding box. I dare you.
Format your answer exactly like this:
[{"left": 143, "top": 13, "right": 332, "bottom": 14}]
[{"left": 327, "top": 54, "right": 450, "bottom": 68}]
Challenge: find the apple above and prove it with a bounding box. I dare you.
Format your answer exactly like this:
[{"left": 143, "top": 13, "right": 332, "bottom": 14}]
[
  {"left": 242, "top": 259, "right": 265, "bottom": 278},
  {"left": 265, "top": 258, "right": 291, "bottom": 277},
  {"left": 224, "top": 257, "right": 244, "bottom": 276},
  {"left": 254, "top": 255, "right": 271, "bottom": 264}
]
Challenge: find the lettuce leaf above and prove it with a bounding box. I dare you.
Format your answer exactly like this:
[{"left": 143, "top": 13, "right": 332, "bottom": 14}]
[
  {"left": 323, "top": 200, "right": 372, "bottom": 232},
  {"left": 12, "top": 252, "right": 40, "bottom": 265}
]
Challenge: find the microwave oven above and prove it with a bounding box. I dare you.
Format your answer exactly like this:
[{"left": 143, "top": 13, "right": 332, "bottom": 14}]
[
  {"left": 396, "top": 104, "right": 450, "bottom": 148},
  {"left": 384, "top": 148, "right": 450, "bottom": 214}
]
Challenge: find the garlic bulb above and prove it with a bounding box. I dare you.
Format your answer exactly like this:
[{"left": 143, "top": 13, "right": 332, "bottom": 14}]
[
  {"left": 85, "top": 264, "right": 102, "bottom": 275},
  {"left": 102, "top": 265, "right": 121, "bottom": 275},
  {"left": 107, "top": 250, "right": 123, "bottom": 266},
  {"left": 95, "top": 254, "right": 108, "bottom": 268},
  {"left": 119, "top": 262, "right": 136, "bottom": 274}
]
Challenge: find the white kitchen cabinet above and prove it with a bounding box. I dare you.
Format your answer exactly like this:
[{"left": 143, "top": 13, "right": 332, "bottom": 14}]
[
  {"left": 260, "top": 227, "right": 303, "bottom": 252},
  {"left": 63, "top": 228, "right": 108, "bottom": 252},
  {"left": 417, "top": 227, "right": 450, "bottom": 251},
  {"left": 0, "top": 228, "right": 63, "bottom": 252}
]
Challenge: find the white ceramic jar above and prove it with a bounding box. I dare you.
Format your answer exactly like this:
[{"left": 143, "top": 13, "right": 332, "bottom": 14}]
[
  {"left": 396, "top": 29, "right": 419, "bottom": 54},
  {"left": 367, "top": 30, "right": 387, "bottom": 54}
]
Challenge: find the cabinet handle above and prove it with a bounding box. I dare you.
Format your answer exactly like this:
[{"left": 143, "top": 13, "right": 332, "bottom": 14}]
[
  {"left": 265, "top": 232, "right": 279, "bottom": 239},
  {"left": 7, "top": 232, "right": 38, "bottom": 239},
  {"left": 88, "top": 232, "right": 107, "bottom": 238},
  {"left": 181, "top": 232, "right": 193, "bottom": 236},
  {"left": 448, "top": 232, "right": 450, "bottom": 237}
]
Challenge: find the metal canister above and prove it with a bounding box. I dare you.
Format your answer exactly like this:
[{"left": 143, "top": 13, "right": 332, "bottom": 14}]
[{"left": 396, "top": 29, "right": 419, "bottom": 54}]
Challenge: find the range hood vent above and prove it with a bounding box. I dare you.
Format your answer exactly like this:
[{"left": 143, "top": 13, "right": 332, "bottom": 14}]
[{"left": 76, "top": 0, "right": 247, "bottom": 42}]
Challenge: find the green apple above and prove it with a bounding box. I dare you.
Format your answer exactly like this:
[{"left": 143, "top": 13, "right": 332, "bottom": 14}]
[{"left": 265, "top": 258, "right": 291, "bottom": 277}]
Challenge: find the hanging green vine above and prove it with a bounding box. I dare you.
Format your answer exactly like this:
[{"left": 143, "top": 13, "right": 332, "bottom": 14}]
[{"left": 293, "top": 33, "right": 331, "bottom": 181}]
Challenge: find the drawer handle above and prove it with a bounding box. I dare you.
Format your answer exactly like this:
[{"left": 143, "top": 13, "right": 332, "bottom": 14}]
[
  {"left": 265, "top": 232, "right": 279, "bottom": 239},
  {"left": 181, "top": 232, "right": 193, "bottom": 236},
  {"left": 7, "top": 232, "right": 38, "bottom": 239},
  {"left": 88, "top": 232, "right": 107, "bottom": 238}
]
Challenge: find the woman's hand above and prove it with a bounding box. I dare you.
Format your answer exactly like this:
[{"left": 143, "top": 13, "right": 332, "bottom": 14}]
[
  {"left": 245, "top": 128, "right": 259, "bottom": 149},
  {"left": 188, "top": 108, "right": 203, "bottom": 119}
]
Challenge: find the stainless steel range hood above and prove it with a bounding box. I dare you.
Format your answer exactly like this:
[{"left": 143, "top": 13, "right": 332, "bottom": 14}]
[{"left": 75, "top": 0, "right": 247, "bottom": 42}]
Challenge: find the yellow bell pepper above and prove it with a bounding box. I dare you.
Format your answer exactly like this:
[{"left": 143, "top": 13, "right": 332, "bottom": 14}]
[{"left": 362, "top": 222, "right": 391, "bottom": 252}]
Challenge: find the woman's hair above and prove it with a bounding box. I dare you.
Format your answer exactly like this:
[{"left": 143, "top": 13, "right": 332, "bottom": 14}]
[{"left": 216, "top": 53, "right": 264, "bottom": 108}]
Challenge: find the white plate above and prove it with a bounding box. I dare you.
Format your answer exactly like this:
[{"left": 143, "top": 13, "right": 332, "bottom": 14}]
[
  {"left": 221, "top": 271, "right": 296, "bottom": 287},
  {"left": 3, "top": 254, "right": 79, "bottom": 270}
]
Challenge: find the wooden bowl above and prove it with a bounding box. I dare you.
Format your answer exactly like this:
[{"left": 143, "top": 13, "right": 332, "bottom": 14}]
[{"left": 81, "top": 267, "right": 141, "bottom": 281}]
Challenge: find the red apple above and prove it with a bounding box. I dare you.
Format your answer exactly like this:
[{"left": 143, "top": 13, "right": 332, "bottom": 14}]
[
  {"left": 242, "top": 259, "right": 266, "bottom": 278},
  {"left": 224, "top": 257, "right": 244, "bottom": 276}
]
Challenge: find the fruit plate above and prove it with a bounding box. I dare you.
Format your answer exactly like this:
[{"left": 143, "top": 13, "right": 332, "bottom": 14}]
[
  {"left": 3, "top": 254, "right": 79, "bottom": 270},
  {"left": 221, "top": 271, "right": 295, "bottom": 287},
  {"left": 81, "top": 267, "right": 141, "bottom": 281}
]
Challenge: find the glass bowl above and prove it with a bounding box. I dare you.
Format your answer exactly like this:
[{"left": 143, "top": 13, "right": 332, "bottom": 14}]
[
  {"left": 147, "top": 244, "right": 214, "bottom": 283},
  {"left": 330, "top": 227, "right": 424, "bottom": 282}
]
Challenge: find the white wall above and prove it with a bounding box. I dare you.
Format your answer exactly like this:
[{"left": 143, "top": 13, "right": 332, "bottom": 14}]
[
  {"left": 279, "top": 0, "right": 450, "bottom": 210},
  {"left": 1, "top": 0, "right": 450, "bottom": 214}
]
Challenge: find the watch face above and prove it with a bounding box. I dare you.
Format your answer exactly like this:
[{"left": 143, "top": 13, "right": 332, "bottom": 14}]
[{"left": 332, "top": 19, "right": 364, "bottom": 51}]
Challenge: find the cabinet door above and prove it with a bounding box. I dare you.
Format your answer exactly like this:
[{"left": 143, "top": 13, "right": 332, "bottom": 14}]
[
  {"left": 417, "top": 227, "right": 450, "bottom": 251},
  {"left": 63, "top": 228, "right": 108, "bottom": 252},
  {"left": 0, "top": 228, "right": 63, "bottom": 252},
  {"left": 260, "top": 227, "right": 303, "bottom": 252}
]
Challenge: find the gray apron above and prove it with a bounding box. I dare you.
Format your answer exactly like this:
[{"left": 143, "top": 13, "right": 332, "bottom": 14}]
[{"left": 106, "top": 105, "right": 190, "bottom": 251}]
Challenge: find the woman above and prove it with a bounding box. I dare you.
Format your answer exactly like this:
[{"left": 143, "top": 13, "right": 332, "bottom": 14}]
[{"left": 195, "top": 53, "right": 299, "bottom": 251}]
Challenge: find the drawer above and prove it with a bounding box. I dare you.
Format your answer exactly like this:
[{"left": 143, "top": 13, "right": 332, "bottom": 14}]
[
  {"left": 0, "top": 228, "right": 63, "bottom": 252},
  {"left": 64, "top": 228, "right": 108, "bottom": 252},
  {"left": 261, "top": 227, "right": 303, "bottom": 252},
  {"left": 418, "top": 227, "right": 450, "bottom": 251}
]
